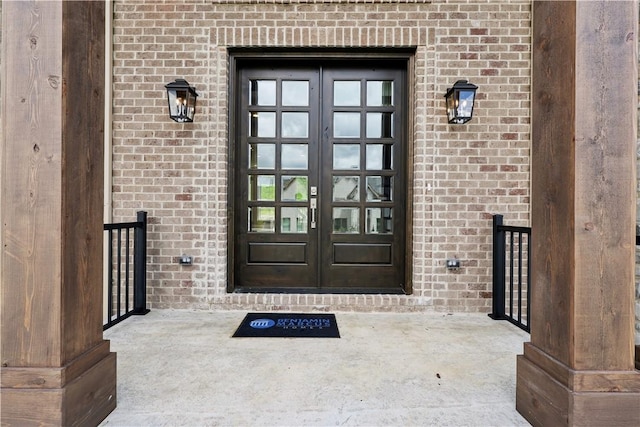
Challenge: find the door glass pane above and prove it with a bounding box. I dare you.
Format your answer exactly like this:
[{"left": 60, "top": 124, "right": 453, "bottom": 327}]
[
  {"left": 333, "top": 144, "right": 360, "bottom": 170},
  {"left": 366, "top": 113, "right": 393, "bottom": 138},
  {"left": 333, "top": 208, "right": 359, "bottom": 234},
  {"left": 249, "top": 144, "right": 275, "bottom": 169},
  {"left": 249, "top": 80, "right": 276, "bottom": 106},
  {"left": 333, "top": 112, "right": 360, "bottom": 138},
  {"left": 334, "top": 81, "right": 360, "bottom": 106},
  {"left": 282, "top": 81, "right": 309, "bottom": 106},
  {"left": 281, "top": 144, "right": 308, "bottom": 170},
  {"left": 281, "top": 207, "right": 308, "bottom": 233},
  {"left": 367, "top": 81, "right": 393, "bottom": 106},
  {"left": 249, "top": 112, "right": 276, "bottom": 138},
  {"left": 366, "top": 208, "right": 392, "bottom": 234},
  {"left": 249, "top": 207, "right": 275, "bottom": 233},
  {"left": 366, "top": 176, "right": 393, "bottom": 201},
  {"left": 282, "top": 112, "right": 309, "bottom": 138},
  {"left": 332, "top": 176, "right": 359, "bottom": 202},
  {"left": 281, "top": 176, "right": 308, "bottom": 201},
  {"left": 366, "top": 144, "right": 393, "bottom": 170},
  {"left": 248, "top": 175, "right": 275, "bottom": 201}
]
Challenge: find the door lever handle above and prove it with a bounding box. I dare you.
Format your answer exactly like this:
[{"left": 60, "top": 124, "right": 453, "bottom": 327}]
[{"left": 310, "top": 198, "right": 317, "bottom": 229}]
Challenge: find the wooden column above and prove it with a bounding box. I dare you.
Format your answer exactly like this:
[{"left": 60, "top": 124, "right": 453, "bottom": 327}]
[
  {"left": 1, "top": 1, "right": 116, "bottom": 425},
  {"left": 517, "top": 1, "right": 640, "bottom": 425}
]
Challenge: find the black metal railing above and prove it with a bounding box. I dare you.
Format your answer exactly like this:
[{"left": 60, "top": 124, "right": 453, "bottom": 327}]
[
  {"left": 489, "top": 214, "right": 531, "bottom": 333},
  {"left": 103, "top": 211, "right": 149, "bottom": 330}
]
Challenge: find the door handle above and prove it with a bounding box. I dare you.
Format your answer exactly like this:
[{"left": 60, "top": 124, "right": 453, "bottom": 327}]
[{"left": 310, "top": 197, "right": 317, "bottom": 229}]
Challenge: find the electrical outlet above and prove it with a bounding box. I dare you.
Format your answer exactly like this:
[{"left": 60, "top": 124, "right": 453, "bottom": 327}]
[{"left": 446, "top": 258, "right": 460, "bottom": 270}]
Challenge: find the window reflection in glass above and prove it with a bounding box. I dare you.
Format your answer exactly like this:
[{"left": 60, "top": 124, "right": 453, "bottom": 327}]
[
  {"left": 282, "top": 81, "right": 309, "bottom": 106},
  {"left": 334, "top": 81, "right": 360, "bottom": 106},
  {"left": 333, "top": 112, "right": 360, "bottom": 138},
  {"left": 366, "top": 176, "right": 392, "bottom": 201},
  {"left": 332, "top": 176, "right": 359, "bottom": 202},
  {"left": 366, "top": 144, "right": 393, "bottom": 170},
  {"left": 332, "top": 207, "right": 359, "bottom": 234},
  {"left": 249, "top": 112, "right": 276, "bottom": 138},
  {"left": 366, "top": 81, "right": 393, "bottom": 106},
  {"left": 249, "top": 207, "right": 275, "bottom": 233},
  {"left": 248, "top": 175, "right": 275, "bottom": 201},
  {"left": 281, "top": 207, "right": 308, "bottom": 233},
  {"left": 366, "top": 113, "right": 393, "bottom": 138},
  {"left": 282, "top": 112, "right": 309, "bottom": 138},
  {"left": 249, "top": 144, "right": 275, "bottom": 169},
  {"left": 249, "top": 80, "right": 276, "bottom": 106},
  {"left": 333, "top": 144, "right": 360, "bottom": 170},
  {"left": 281, "top": 176, "right": 308, "bottom": 201},
  {"left": 281, "top": 144, "right": 308, "bottom": 170},
  {"left": 366, "top": 208, "right": 392, "bottom": 234}
]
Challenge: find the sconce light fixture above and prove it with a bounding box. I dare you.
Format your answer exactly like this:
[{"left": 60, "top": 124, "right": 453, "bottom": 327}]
[
  {"left": 444, "top": 80, "right": 478, "bottom": 124},
  {"left": 165, "top": 79, "right": 198, "bottom": 123}
]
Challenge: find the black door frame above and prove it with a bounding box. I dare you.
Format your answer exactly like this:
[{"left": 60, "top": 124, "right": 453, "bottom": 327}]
[{"left": 227, "top": 48, "right": 415, "bottom": 294}]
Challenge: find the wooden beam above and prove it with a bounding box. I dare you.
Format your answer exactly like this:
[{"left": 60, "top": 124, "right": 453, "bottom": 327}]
[
  {"left": 517, "top": 1, "right": 640, "bottom": 425},
  {"left": 1, "top": 1, "right": 116, "bottom": 424}
]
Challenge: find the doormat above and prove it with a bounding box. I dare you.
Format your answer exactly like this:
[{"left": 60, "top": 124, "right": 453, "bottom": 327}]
[{"left": 232, "top": 313, "right": 340, "bottom": 338}]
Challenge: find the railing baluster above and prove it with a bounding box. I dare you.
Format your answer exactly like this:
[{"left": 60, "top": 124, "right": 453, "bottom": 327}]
[
  {"left": 116, "top": 229, "right": 122, "bottom": 318},
  {"left": 509, "top": 231, "right": 514, "bottom": 320},
  {"left": 517, "top": 231, "right": 523, "bottom": 324},
  {"left": 125, "top": 227, "right": 130, "bottom": 314},
  {"left": 107, "top": 229, "right": 114, "bottom": 325}
]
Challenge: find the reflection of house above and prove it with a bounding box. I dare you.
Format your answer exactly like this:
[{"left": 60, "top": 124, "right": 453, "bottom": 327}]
[{"left": 281, "top": 176, "right": 308, "bottom": 232}]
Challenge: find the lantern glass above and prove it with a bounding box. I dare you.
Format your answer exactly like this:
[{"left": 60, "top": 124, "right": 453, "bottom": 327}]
[
  {"left": 444, "top": 80, "right": 477, "bottom": 124},
  {"left": 165, "top": 79, "right": 198, "bottom": 123}
]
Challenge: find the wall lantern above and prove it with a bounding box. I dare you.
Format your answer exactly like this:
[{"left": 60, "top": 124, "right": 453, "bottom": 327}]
[
  {"left": 165, "top": 79, "right": 198, "bottom": 123},
  {"left": 444, "top": 80, "right": 478, "bottom": 124}
]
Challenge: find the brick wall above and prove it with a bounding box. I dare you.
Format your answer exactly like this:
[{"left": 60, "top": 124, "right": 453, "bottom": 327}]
[{"left": 110, "top": 0, "right": 531, "bottom": 312}]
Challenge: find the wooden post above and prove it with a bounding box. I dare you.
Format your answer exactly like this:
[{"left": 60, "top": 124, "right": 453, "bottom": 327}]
[
  {"left": 517, "top": 1, "right": 640, "bottom": 425},
  {"left": 1, "top": 1, "right": 116, "bottom": 425}
]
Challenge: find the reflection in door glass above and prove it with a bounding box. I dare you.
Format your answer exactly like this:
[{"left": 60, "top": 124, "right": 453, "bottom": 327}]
[
  {"left": 333, "top": 144, "right": 360, "bottom": 170},
  {"left": 281, "top": 176, "right": 308, "bottom": 201},
  {"left": 366, "top": 176, "right": 393, "bottom": 201},
  {"left": 249, "top": 112, "right": 276, "bottom": 138},
  {"left": 281, "top": 144, "right": 308, "bottom": 170},
  {"left": 334, "top": 81, "right": 361, "bottom": 106},
  {"left": 366, "top": 208, "right": 392, "bottom": 234},
  {"left": 332, "top": 207, "right": 359, "bottom": 234},
  {"left": 282, "top": 81, "right": 309, "bottom": 106},
  {"left": 333, "top": 112, "right": 360, "bottom": 138},
  {"left": 366, "top": 113, "right": 393, "bottom": 138},
  {"left": 366, "top": 145, "right": 393, "bottom": 170},
  {"left": 248, "top": 207, "right": 275, "bottom": 233},
  {"left": 332, "top": 176, "right": 360, "bottom": 201},
  {"left": 249, "top": 144, "right": 275, "bottom": 169},
  {"left": 249, "top": 80, "right": 276, "bottom": 106},
  {"left": 248, "top": 175, "right": 275, "bottom": 201},
  {"left": 282, "top": 112, "right": 309, "bottom": 138},
  {"left": 366, "top": 81, "right": 393, "bottom": 106},
  {"left": 281, "top": 207, "right": 308, "bottom": 233}
]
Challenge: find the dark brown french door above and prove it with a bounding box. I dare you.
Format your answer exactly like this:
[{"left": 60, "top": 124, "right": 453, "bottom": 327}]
[{"left": 232, "top": 60, "right": 406, "bottom": 293}]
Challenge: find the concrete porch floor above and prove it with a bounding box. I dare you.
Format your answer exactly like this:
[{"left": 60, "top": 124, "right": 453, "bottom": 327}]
[{"left": 100, "top": 310, "right": 531, "bottom": 426}]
